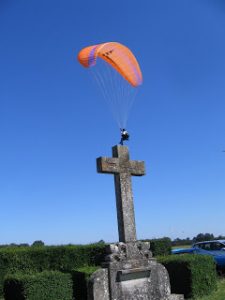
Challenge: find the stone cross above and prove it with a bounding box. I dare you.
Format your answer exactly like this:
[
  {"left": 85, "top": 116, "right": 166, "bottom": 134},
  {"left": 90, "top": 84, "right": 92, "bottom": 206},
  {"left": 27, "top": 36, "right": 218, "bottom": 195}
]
[{"left": 97, "top": 145, "right": 145, "bottom": 243}]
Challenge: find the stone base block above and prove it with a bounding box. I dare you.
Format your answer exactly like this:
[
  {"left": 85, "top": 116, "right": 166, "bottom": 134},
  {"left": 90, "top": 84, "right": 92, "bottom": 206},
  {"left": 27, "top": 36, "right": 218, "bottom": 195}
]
[
  {"left": 88, "top": 242, "right": 184, "bottom": 300},
  {"left": 169, "top": 294, "right": 184, "bottom": 300},
  {"left": 88, "top": 268, "right": 109, "bottom": 300},
  {"left": 88, "top": 265, "right": 184, "bottom": 300}
]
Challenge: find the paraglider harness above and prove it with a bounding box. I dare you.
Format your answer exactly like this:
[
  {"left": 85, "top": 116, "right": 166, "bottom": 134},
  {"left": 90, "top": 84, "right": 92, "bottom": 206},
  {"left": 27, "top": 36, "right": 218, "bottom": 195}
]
[{"left": 120, "top": 129, "right": 129, "bottom": 145}]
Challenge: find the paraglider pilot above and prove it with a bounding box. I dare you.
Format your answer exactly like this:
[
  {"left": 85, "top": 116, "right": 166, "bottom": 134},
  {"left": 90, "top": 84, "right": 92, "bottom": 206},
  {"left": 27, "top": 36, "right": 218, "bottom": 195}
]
[{"left": 120, "top": 129, "right": 129, "bottom": 145}]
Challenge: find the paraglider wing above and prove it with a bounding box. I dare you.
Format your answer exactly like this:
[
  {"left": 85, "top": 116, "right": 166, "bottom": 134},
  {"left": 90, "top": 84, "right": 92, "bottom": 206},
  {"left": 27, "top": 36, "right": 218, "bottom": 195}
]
[{"left": 77, "top": 42, "right": 143, "bottom": 87}]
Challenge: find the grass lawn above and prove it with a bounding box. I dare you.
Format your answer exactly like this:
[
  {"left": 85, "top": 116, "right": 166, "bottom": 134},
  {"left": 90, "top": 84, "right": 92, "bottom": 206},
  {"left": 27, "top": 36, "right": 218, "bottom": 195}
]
[
  {"left": 194, "top": 278, "right": 225, "bottom": 300},
  {"left": 172, "top": 245, "right": 191, "bottom": 249}
]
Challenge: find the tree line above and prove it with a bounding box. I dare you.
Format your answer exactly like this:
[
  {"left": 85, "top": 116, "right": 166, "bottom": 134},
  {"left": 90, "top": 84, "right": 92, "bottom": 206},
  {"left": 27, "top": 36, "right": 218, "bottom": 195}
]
[
  {"left": 172, "top": 233, "right": 225, "bottom": 246},
  {"left": 0, "top": 240, "right": 45, "bottom": 248},
  {"left": 1, "top": 234, "right": 225, "bottom": 248}
]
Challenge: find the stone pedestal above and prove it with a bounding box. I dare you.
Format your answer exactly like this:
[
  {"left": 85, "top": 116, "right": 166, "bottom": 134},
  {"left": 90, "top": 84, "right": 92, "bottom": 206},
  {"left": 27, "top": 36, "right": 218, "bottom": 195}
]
[{"left": 88, "top": 241, "right": 184, "bottom": 300}]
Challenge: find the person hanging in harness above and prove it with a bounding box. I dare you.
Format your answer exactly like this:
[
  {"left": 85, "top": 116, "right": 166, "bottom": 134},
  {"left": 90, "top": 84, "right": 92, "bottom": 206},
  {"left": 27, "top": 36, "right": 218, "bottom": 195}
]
[{"left": 120, "top": 128, "right": 129, "bottom": 145}]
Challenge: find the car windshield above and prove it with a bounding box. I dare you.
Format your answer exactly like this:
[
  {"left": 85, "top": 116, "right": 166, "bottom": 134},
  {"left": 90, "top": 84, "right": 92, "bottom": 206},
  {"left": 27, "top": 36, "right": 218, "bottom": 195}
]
[{"left": 194, "top": 241, "right": 225, "bottom": 251}]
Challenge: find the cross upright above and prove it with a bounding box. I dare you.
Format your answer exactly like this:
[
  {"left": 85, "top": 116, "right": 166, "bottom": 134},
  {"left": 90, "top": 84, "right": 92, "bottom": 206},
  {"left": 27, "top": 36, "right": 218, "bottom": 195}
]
[{"left": 97, "top": 145, "right": 145, "bottom": 243}]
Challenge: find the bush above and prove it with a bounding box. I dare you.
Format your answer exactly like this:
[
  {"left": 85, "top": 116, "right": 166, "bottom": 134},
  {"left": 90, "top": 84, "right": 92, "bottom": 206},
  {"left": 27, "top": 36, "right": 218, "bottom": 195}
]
[
  {"left": 3, "top": 271, "right": 73, "bottom": 300},
  {"left": 142, "top": 237, "right": 172, "bottom": 256},
  {"left": 71, "top": 266, "right": 100, "bottom": 300},
  {"left": 158, "top": 254, "right": 217, "bottom": 298},
  {"left": 0, "top": 244, "right": 106, "bottom": 297}
]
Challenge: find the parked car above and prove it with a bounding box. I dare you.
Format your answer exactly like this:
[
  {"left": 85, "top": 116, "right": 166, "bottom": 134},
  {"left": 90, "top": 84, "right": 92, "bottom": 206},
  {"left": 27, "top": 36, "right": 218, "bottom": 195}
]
[{"left": 172, "top": 240, "right": 225, "bottom": 274}]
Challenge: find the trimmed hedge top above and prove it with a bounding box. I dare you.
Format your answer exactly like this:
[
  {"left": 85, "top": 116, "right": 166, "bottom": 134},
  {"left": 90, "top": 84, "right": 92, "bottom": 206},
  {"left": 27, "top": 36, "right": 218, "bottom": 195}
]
[
  {"left": 4, "top": 271, "right": 73, "bottom": 300},
  {"left": 0, "top": 239, "right": 172, "bottom": 298},
  {"left": 159, "top": 254, "right": 217, "bottom": 298},
  {"left": 0, "top": 244, "right": 105, "bottom": 297}
]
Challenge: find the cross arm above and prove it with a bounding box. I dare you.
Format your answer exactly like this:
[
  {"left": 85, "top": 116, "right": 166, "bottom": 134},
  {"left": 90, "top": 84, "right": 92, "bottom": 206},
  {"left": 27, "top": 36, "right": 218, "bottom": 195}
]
[
  {"left": 129, "top": 160, "right": 145, "bottom": 176},
  {"left": 97, "top": 157, "right": 120, "bottom": 174}
]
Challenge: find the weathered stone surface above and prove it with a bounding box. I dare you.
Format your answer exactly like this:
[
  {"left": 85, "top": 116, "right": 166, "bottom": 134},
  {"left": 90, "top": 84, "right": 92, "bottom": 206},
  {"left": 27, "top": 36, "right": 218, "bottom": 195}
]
[
  {"left": 87, "top": 268, "right": 109, "bottom": 300},
  {"left": 169, "top": 295, "right": 184, "bottom": 300},
  {"left": 89, "top": 242, "right": 184, "bottom": 300},
  {"left": 93, "top": 145, "right": 184, "bottom": 300},
  {"left": 89, "top": 254, "right": 184, "bottom": 300},
  {"left": 104, "top": 241, "right": 152, "bottom": 263},
  {"left": 97, "top": 145, "right": 145, "bottom": 243},
  {"left": 102, "top": 241, "right": 172, "bottom": 300}
]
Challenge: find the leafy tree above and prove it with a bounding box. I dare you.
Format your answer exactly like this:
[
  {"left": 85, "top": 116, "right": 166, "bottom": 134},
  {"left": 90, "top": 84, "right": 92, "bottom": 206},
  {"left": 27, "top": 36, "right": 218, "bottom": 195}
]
[
  {"left": 172, "top": 237, "right": 192, "bottom": 246},
  {"left": 216, "top": 235, "right": 225, "bottom": 240},
  {"left": 193, "top": 233, "right": 214, "bottom": 243},
  {"left": 32, "top": 240, "right": 45, "bottom": 247},
  {"left": 18, "top": 243, "right": 29, "bottom": 247},
  {"left": 97, "top": 240, "right": 105, "bottom": 245}
]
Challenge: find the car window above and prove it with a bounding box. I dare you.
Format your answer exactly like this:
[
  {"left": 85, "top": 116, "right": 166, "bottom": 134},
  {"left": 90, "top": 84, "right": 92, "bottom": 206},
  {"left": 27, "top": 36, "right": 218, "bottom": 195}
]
[
  {"left": 210, "top": 242, "right": 225, "bottom": 250},
  {"left": 193, "top": 243, "right": 202, "bottom": 249},
  {"left": 194, "top": 242, "right": 225, "bottom": 250},
  {"left": 201, "top": 243, "right": 211, "bottom": 250}
]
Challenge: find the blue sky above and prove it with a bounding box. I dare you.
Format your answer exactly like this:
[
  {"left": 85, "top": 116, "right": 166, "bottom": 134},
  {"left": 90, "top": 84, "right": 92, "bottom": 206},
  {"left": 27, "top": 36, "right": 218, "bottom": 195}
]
[{"left": 1, "top": 0, "right": 225, "bottom": 245}]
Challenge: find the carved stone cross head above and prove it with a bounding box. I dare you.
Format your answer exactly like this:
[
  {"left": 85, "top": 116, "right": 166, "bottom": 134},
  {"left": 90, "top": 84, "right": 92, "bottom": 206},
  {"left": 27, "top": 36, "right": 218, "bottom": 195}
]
[{"left": 97, "top": 145, "right": 145, "bottom": 243}]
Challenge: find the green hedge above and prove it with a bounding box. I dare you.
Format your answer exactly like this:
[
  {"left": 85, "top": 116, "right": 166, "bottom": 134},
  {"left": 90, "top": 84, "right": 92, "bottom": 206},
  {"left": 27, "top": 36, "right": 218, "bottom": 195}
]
[
  {"left": 150, "top": 237, "right": 171, "bottom": 256},
  {"left": 3, "top": 271, "right": 73, "bottom": 300},
  {"left": 0, "top": 244, "right": 105, "bottom": 297},
  {"left": 71, "top": 266, "right": 100, "bottom": 300},
  {"left": 141, "top": 237, "right": 172, "bottom": 256},
  {"left": 158, "top": 254, "right": 217, "bottom": 298}
]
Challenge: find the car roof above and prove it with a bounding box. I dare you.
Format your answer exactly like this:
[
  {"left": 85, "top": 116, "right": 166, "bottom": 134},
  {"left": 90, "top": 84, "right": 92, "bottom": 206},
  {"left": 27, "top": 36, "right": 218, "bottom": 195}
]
[{"left": 193, "top": 240, "right": 225, "bottom": 245}]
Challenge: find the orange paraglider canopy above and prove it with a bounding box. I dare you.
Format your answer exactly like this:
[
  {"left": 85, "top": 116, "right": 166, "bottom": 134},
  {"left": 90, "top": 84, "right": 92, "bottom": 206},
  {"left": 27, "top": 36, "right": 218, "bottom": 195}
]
[{"left": 77, "top": 42, "right": 143, "bottom": 87}]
